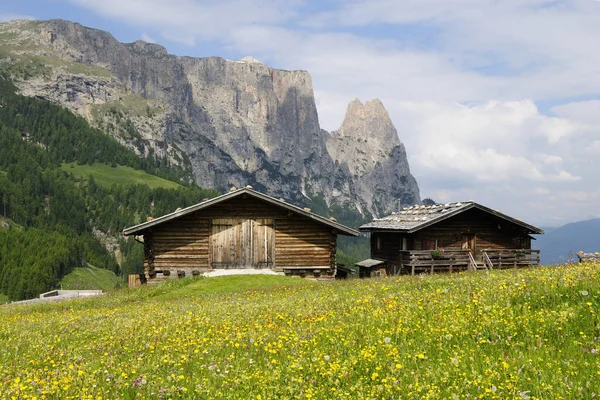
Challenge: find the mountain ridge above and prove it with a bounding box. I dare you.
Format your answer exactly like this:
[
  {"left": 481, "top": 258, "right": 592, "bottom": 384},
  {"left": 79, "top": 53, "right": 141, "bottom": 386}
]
[
  {"left": 536, "top": 218, "right": 600, "bottom": 265},
  {"left": 0, "top": 18, "right": 421, "bottom": 217}
]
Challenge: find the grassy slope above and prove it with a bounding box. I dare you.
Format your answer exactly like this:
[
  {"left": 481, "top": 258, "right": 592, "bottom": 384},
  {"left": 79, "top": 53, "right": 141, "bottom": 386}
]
[
  {"left": 59, "top": 264, "right": 122, "bottom": 291},
  {"left": 1, "top": 264, "right": 600, "bottom": 399},
  {"left": 61, "top": 162, "right": 181, "bottom": 189}
]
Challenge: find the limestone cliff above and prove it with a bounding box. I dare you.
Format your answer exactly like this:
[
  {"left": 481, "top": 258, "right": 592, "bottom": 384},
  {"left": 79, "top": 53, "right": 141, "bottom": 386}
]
[
  {"left": 327, "top": 99, "right": 420, "bottom": 214},
  {"left": 0, "top": 19, "right": 420, "bottom": 217}
]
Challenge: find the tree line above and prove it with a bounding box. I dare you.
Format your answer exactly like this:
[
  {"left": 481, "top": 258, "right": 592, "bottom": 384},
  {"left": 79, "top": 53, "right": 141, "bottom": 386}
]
[{"left": 0, "top": 75, "right": 217, "bottom": 301}]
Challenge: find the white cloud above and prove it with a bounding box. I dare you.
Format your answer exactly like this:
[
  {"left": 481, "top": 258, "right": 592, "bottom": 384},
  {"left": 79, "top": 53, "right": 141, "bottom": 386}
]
[
  {"left": 141, "top": 33, "right": 157, "bottom": 44},
  {"left": 551, "top": 100, "right": 600, "bottom": 126},
  {"left": 0, "top": 12, "right": 34, "bottom": 22},
  {"left": 305, "top": 0, "right": 600, "bottom": 102},
  {"left": 383, "top": 99, "right": 595, "bottom": 224},
  {"left": 387, "top": 100, "right": 583, "bottom": 183},
  {"left": 66, "top": 0, "right": 299, "bottom": 44},
  {"left": 590, "top": 141, "right": 600, "bottom": 156}
]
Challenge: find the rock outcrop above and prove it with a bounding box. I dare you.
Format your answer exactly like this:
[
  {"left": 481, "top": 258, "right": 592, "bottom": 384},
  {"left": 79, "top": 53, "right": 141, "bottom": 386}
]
[
  {"left": 0, "top": 19, "right": 421, "bottom": 217},
  {"left": 577, "top": 251, "right": 600, "bottom": 263},
  {"left": 327, "top": 99, "right": 420, "bottom": 214}
]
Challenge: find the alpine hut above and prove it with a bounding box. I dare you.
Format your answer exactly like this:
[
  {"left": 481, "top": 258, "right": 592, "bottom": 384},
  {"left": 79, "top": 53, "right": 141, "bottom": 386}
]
[
  {"left": 123, "top": 187, "right": 359, "bottom": 284},
  {"left": 359, "top": 201, "right": 543, "bottom": 275}
]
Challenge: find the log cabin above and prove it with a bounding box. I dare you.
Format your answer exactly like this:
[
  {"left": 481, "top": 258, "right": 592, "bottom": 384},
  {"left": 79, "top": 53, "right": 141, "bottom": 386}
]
[
  {"left": 123, "top": 187, "right": 359, "bottom": 284},
  {"left": 359, "top": 201, "right": 543, "bottom": 275}
]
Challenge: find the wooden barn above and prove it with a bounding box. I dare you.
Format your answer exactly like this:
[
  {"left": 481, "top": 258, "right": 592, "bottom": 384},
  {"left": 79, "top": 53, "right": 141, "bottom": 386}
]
[
  {"left": 123, "top": 187, "right": 359, "bottom": 284},
  {"left": 359, "top": 201, "right": 543, "bottom": 275}
]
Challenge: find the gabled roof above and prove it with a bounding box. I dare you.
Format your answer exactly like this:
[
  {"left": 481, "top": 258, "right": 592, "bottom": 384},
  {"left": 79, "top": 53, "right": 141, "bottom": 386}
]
[
  {"left": 123, "top": 187, "right": 359, "bottom": 237},
  {"left": 359, "top": 201, "right": 543, "bottom": 234}
]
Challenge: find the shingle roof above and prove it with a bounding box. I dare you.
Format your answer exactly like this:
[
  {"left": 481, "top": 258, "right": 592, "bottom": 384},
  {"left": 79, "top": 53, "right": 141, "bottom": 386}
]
[
  {"left": 123, "top": 187, "right": 359, "bottom": 237},
  {"left": 359, "top": 201, "right": 543, "bottom": 234},
  {"left": 355, "top": 259, "right": 385, "bottom": 268}
]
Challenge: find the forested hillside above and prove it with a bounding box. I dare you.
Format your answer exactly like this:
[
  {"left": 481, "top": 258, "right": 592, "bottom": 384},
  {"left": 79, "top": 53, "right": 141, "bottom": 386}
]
[{"left": 0, "top": 76, "right": 217, "bottom": 301}]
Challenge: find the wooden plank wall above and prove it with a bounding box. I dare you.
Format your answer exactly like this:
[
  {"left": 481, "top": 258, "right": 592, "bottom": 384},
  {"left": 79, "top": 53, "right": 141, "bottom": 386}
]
[
  {"left": 412, "top": 209, "right": 529, "bottom": 252},
  {"left": 144, "top": 216, "right": 210, "bottom": 282},
  {"left": 274, "top": 219, "right": 333, "bottom": 270},
  {"left": 143, "top": 195, "right": 336, "bottom": 282}
]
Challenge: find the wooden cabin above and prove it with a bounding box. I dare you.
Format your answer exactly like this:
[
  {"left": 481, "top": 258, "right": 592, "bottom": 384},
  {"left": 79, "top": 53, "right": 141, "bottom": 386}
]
[
  {"left": 123, "top": 188, "right": 359, "bottom": 285},
  {"left": 359, "top": 201, "right": 543, "bottom": 275}
]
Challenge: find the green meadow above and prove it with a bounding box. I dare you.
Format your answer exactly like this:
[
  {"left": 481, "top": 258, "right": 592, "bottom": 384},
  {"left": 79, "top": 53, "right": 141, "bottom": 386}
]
[
  {"left": 1, "top": 263, "right": 599, "bottom": 399},
  {"left": 61, "top": 162, "right": 182, "bottom": 189},
  {"left": 59, "top": 265, "right": 122, "bottom": 292}
]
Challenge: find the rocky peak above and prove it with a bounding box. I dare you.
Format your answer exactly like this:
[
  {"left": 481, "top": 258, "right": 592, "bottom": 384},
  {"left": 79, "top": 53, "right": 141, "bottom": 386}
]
[
  {"left": 327, "top": 98, "right": 420, "bottom": 215},
  {"left": 128, "top": 40, "right": 169, "bottom": 57},
  {"left": 337, "top": 98, "right": 400, "bottom": 148}
]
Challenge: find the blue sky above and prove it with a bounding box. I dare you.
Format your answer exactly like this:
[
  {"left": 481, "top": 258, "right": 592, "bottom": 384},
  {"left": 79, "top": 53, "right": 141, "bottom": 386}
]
[{"left": 2, "top": 0, "right": 600, "bottom": 226}]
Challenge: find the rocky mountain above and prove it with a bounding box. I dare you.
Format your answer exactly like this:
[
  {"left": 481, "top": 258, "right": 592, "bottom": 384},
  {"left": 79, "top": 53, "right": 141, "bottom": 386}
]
[
  {"left": 0, "top": 19, "right": 421, "bottom": 217},
  {"left": 327, "top": 99, "right": 420, "bottom": 214}
]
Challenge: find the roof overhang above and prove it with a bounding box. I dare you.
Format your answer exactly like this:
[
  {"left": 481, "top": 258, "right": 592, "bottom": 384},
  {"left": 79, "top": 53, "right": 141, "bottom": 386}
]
[{"left": 123, "top": 188, "right": 359, "bottom": 237}]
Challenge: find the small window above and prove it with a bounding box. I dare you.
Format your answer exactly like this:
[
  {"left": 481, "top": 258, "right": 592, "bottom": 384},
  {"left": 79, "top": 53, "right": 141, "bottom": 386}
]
[{"left": 376, "top": 236, "right": 382, "bottom": 250}]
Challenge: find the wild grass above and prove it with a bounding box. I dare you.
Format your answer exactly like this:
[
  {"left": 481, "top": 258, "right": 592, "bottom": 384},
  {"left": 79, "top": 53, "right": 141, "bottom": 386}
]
[
  {"left": 61, "top": 162, "right": 181, "bottom": 189},
  {"left": 59, "top": 264, "right": 122, "bottom": 291},
  {"left": 92, "top": 94, "right": 163, "bottom": 119},
  {"left": 0, "top": 293, "right": 7, "bottom": 304},
  {"left": 1, "top": 263, "right": 599, "bottom": 399}
]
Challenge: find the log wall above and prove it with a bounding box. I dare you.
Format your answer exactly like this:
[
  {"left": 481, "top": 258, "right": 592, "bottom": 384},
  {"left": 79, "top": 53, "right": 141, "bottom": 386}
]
[
  {"left": 411, "top": 209, "right": 531, "bottom": 252},
  {"left": 142, "top": 195, "right": 336, "bottom": 282}
]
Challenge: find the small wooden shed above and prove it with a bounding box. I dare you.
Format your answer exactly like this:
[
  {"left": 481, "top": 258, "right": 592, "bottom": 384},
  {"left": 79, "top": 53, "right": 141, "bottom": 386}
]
[
  {"left": 355, "top": 259, "right": 387, "bottom": 278},
  {"left": 123, "top": 188, "right": 359, "bottom": 284},
  {"left": 360, "top": 201, "right": 543, "bottom": 275}
]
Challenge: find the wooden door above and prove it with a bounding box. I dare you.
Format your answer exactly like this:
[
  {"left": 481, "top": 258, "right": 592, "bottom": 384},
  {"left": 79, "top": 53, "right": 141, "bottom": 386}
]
[
  {"left": 211, "top": 218, "right": 274, "bottom": 268},
  {"left": 253, "top": 219, "right": 274, "bottom": 268},
  {"left": 461, "top": 234, "right": 476, "bottom": 253},
  {"left": 211, "top": 219, "right": 234, "bottom": 268}
]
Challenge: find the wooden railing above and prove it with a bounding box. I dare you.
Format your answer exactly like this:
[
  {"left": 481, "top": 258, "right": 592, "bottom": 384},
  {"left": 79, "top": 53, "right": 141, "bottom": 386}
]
[
  {"left": 394, "top": 249, "right": 540, "bottom": 275},
  {"left": 483, "top": 252, "right": 494, "bottom": 270},
  {"left": 481, "top": 249, "right": 540, "bottom": 268},
  {"left": 468, "top": 252, "right": 478, "bottom": 271},
  {"left": 397, "top": 250, "right": 471, "bottom": 275}
]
